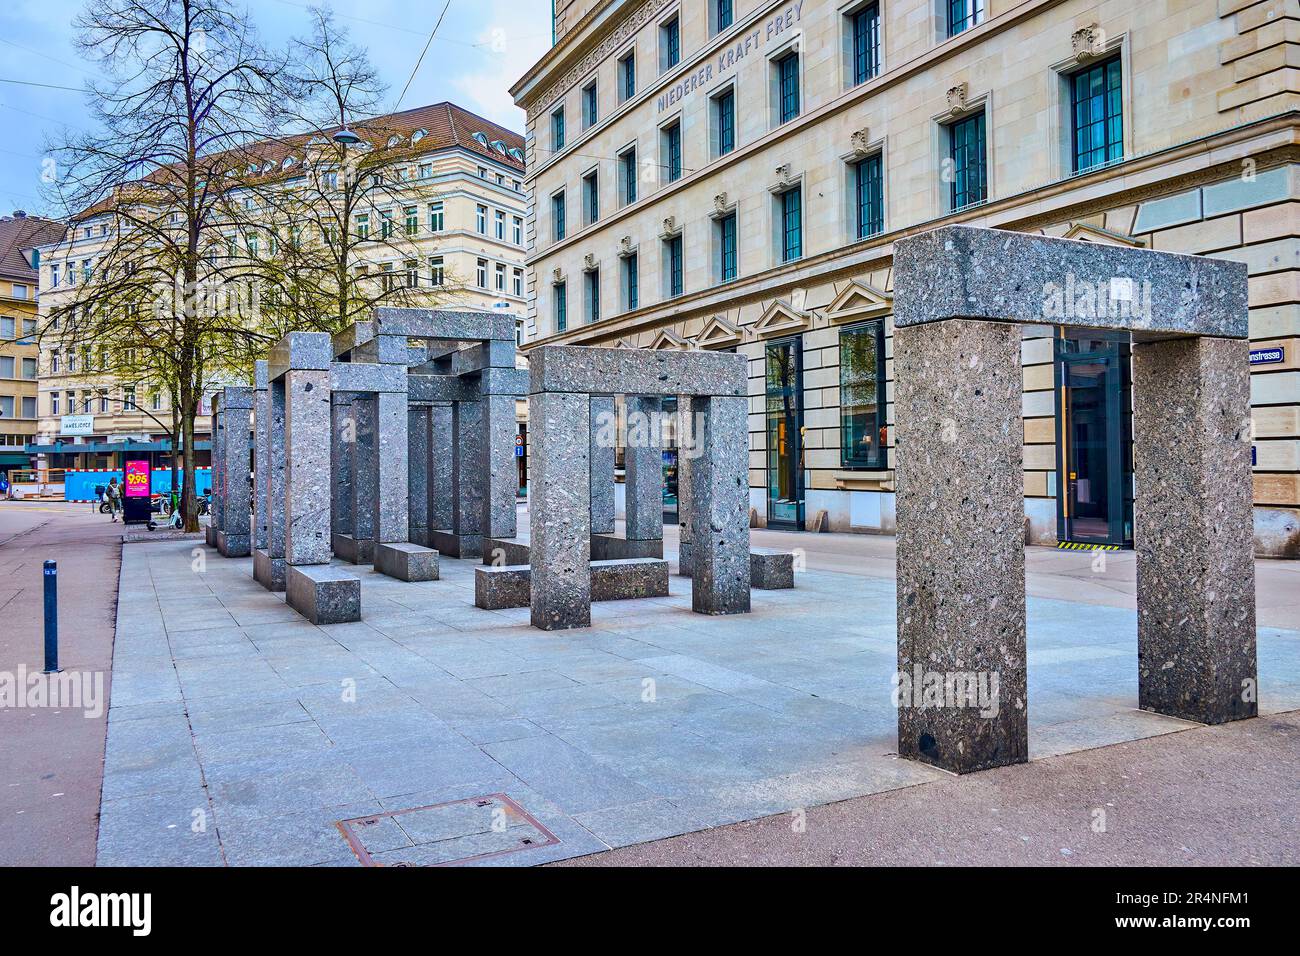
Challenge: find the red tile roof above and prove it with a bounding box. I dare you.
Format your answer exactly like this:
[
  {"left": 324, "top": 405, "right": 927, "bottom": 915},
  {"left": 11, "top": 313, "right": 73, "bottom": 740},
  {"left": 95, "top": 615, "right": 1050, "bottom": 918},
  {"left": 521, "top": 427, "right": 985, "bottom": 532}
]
[{"left": 0, "top": 213, "right": 66, "bottom": 281}]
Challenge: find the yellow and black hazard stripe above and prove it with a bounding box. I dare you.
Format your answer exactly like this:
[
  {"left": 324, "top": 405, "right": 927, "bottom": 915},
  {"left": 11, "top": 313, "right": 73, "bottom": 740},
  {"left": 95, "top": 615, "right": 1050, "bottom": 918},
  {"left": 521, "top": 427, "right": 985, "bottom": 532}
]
[{"left": 1056, "top": 541, "right": 1121, "bottom": 551}]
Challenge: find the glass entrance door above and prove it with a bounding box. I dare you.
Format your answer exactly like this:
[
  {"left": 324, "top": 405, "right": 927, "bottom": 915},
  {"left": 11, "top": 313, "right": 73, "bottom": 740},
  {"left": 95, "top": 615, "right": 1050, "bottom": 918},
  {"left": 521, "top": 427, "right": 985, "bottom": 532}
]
[
  {"left": 1055, "top": 332, "right": 1133, "bottom": 547},
  {"left": 765, "top": 337, "right": 804, "bottom": 529}
]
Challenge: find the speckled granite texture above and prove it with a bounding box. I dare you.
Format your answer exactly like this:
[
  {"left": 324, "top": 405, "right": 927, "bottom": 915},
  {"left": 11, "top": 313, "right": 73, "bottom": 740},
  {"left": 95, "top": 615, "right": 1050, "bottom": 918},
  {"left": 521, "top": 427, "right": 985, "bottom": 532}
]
[
  {"left": 589, "top": 396, "right": 616, "bottom": 535},
  {"left": 750, "top": 548, "right": 795, "bottom": 589},
  {"left": 283, "top": 363, "right": 333, "bottom": 568},
  {"left": 373, "top": 541, "right": 439, "bottom": 582},
  {"left": 894, "top": 319, "right": 1029, "bottom": 774},
  {"left": 474, "top": 558, "right": 670, "bottom": 610},
  {"left": 216, "top": 386, "right": 254, "bottom": 559},
  {"left": 529, "top": 390, "right": 592, "bottom": 630},
  {"left": 687, "top": 395, "right": 751, "bottom": 615},
  {"left": 482, "top": 393, "right": 519, "bottom": 539},
  {"left": 329, "top": 394, "right": 355, "bottom": 540},
  {"left": 530, "top": 346, "right": 748, "bottom": 397},
  {"left": 253, "top": 361, "right": 270, "bottom": 551},
  {"left": 1132, "top": 336, "right": 1257, "bottom": 724},
  {"left": 893, "top": 225, "right": 1248, "bottom": 339},
  {"left": 285, "top": 564, "right": 361, "bottom": 625},
  {"left": 625, "top": 396, "right": 664, "bottom": 542},
  {"left": 374, "top": 390, "right": 409, "bottom": 545},
  {"left": 408, "top": 405, "right": 431, "bottom": 546}
]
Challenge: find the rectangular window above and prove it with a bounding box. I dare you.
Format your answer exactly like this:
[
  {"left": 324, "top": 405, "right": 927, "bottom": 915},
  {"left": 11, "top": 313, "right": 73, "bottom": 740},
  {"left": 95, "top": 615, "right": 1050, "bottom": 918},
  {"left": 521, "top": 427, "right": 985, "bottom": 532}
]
[
  {"left": 0, "top": 317, "right": 12, "bottom": 341},
  {"left": 554, "top": 282, "right": 567, "bottom": 332},
  {"left": 379, "top": 209, "right": 393, "bottom": 239},
  {"left": 513, "top": 268, "right": 524, "bottom": 297},
  {"left": 781, "top": 186, "right": 803, "bottom": 262},
  {"left": 1072, "top": 55, "right": 1123, "bottom": 173},
  {"left": 840, "top": 321, "right": 888, "bottom": 468},
  {"left": 428, "top": 201, "right": 444, "bottom": 232},
  {"left": 512, "top": 216, "right": 523, "bottom": 245},
  {"left": 623, "top": 252, "right": 639, "bottom": 311},
  {"left": 152, "top": 389, "right": 163, "bottom": 411},
  {"left": 22, "top": 357, "right": 37, "bottom": 379},
  {"left": 619, "top": 51, "right": 636, "bottom": 102},
  {"left": 620, "top": 147, "right": 638, "bottom": 205},
  {"left": 666, "top": 234, "right": 684, "bottom": 297},
  {"left": 404, "top": 206, "right": 418, "bottom": 235},
  {"left": 663, "top": 121, "right": 682, "bottom": 183},
  {"left": 854, "top": 153, "right": 884, "bottom": 238},
  {"left": 947, "top": 0, "right": 984, "bottom": 38},
  {"left": 777, "top": 52, "right": 800, "bottom": 123},
  {"left": 661, "top": 16, "right": 680, "bottom": 71},
  {"left": 418, "top": 163, "right": 432, "bottom": 179},
  {"left": 476, "top": 258, "right": 488, "bottom": 288},
  {"left": 50, "top": 264, "right": 59, "bottom": 288},
  {"left": 716, "top": 0, "right": 733, "bottom": 33},
  {"left": 552, "top": 191, "right": 567, "bottom": 241},
  {"left": 582, "top": 80, "right": 598, "bottom": 129},
  {"left": 0, "top": 355, "right": 12, "bottom": 377},
  {"left": 21, "top": 396, "right": 36, "bottom": 419},
  {"left": 585, "top": 269, "right": 600, "bottom": 323},
  {"left": 476, "top": 204, "right": 487, "bottom": 234},
  {"left": 949, "top": 110, "right": 987, "bottom": 210},
  {"left": 718, "top": 212, "right": 737, "bottom": 282},
  {"left": 495, "top": 262, "right": 507, "bottom": 292},
  {"left": 405, "top": 260, "right": 419, "bottom": 288},
  {"left": 51, "top": 391, "right": 60, "bottom": 416},
  {"left": 583, "top": 171, "right": 599, "bottom": 225},
  {"left": 355, "top": 213, "right": 369, "bottom": 239},
  {"left": 11, "top": 283, "right": 28, "bottom": 300},
  {"left": 552, "top": 107, "right": 566, "bottom": 151},
  {"left": 851, "top": 4, "right": 881, "bottom": 85},
  {"left": 715, "top": 88, "right": 736, "bottom": 156},
  {"left": 495, "top": 209, "right": 506, "bottom": 240},
  {"left": 429, "top": 256, "right": 445, "bottom": 286}
]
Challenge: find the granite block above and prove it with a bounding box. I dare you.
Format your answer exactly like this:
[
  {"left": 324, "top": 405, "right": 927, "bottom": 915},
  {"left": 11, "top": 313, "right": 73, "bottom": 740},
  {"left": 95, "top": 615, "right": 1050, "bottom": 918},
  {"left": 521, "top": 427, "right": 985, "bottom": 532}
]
[
  {"left": 625, "top": 396, "right": 664, "bottom": 542},
  {"left": 253, "top": 361, "right": 270, "bottom": 551},
  {"left": 265, "top": 379, "right": 287, "bottom": 561},
  {"left": 428, "top": 404, "right": 453, "bottom": 531},
  {"left": 529, "top": 346, "right": 748, "bottom": 397},
  {"left": 332, "top": 533, "right": 375, "bottom": 565},
  {"left": 374, "top": 542, "right": 440, "bottom": 582},
  {"left": 216, "top": 529, "right": 251, "bottom": 559},
  {"left": 408, "top": 405, "right": 431, "bottom": 545},
  {"left": 372, "top": 307, "right": 516, "bottom": 342},
  {"left": 892, "top": 225, "right": 1249, "bottom": 339},
  {"left": 688, "top": 395, "right": 751, "bottom": 615},
  {"left": 482, "top": 537, "right": 531, "bottom": 566},
  {"left": 749, "top": 548, "right": 795, "bottom": 589},
  {"left": 474, "top": 558, "right": 669, "bottom": 610},
  {"left": 374, "top": 390, "right": 409, "bottom": 544},
  {"left": 286, "top": 565, "right": 361, "bottom": 625},
  {"left": 429, "top": 529, "right": 481, "bottom": 559},
  {"left": 474, "top": 565, "right": 532, "bottom": 610},
  {"left": 452, "top": 400, "right": 484, "bottom": 538},
  {"left": 482, "top": 393, "right": 518, "bottom": 539},
  {"left": 268, "top": 331, "right": 334, "bottom": 380},
  {"left": 253, "top": 548, "right": 287, "bottom": 592},
  {"left": 284, "top": 368, "right": 332, "bottom": 566},
  {"left": 330, "top": 396, "right": 355, "bottom": 537},
  {"left": 590, "top": 533, "right": 664, "bottom": 561},
  {"left": 330, "top": 362, "right": 407, "bottom": 395},
  {"left": 407, "top": 375, "right": 480, "bottom": 404},
  {"left": 589, "top": 396, "right": 616, "bottom": 535}
]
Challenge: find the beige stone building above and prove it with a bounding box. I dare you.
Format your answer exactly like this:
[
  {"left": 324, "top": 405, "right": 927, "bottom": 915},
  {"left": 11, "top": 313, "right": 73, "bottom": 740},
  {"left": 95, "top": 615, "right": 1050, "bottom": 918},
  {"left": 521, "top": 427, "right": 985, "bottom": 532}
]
[
  {"left": 31, "top": 102, "right": 528, "bottom": 480},
  {"left": 0, "top": 212, "right": 64, "bottom": 483},
  {"left": 512, "top": 0, "right": 1300, "bottom": 556}
]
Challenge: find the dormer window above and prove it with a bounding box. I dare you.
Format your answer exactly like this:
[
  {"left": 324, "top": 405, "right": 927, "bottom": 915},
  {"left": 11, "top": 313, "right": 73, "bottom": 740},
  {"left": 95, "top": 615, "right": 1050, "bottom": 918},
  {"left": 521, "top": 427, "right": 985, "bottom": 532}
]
[
  {"left": 411, "top": 128, "right": 427, "bottom": 143},
  {"left": 472, "top": 131, "right": 489, "bottom": 147},
  {"left": 490, "top": 139, "right": 507, "bottom": 154},
  {"left": 387, "top": 134, "right": 402, "bottom": 148}
]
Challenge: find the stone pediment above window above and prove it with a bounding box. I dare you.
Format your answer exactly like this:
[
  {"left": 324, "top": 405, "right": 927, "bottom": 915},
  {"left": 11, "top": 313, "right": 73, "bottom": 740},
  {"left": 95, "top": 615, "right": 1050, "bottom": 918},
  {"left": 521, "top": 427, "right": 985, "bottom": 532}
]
[
  {"left": 1061, "top": 223, "right": 1144, "bottom": 247},
  {"left": 752, "top": 299, "right": 810, "bottom": 339},
  {"left": 613, "top": 337, "right": 636, "bottom": 349},
  {"left": 695, "top": 314, "right": 742, "bottom": 349},
  {"left": 649, "top": 328, "right": 691, "bottom": 351},
  {"left": 824, "top": 280, "right": 893, "bottom": 324}
]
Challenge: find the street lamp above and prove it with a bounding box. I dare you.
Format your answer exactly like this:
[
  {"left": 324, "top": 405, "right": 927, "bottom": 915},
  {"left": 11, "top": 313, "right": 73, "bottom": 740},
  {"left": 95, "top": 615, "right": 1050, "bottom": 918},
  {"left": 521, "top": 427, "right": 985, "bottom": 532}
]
[{"left": 332, "top": 128, "right": 361, "bottom": 146}]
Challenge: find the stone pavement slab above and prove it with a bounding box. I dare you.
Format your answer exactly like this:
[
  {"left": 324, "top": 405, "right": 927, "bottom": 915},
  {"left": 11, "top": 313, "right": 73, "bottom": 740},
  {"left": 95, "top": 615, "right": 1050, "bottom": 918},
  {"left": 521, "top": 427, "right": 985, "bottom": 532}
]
[{"left": 96, "top": 533, "right": 1300, "bottom": 866}]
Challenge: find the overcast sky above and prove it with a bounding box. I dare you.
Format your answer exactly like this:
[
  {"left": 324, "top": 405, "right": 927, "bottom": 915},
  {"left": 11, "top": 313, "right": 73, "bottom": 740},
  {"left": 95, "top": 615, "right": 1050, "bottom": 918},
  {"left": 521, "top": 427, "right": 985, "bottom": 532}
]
[{"left": 0, "top": 0, "right": 552, "bottom": 217}]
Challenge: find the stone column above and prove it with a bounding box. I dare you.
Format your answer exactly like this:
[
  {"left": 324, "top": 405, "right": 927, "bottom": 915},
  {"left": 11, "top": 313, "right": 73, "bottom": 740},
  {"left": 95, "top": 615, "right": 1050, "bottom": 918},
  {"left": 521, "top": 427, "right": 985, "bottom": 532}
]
[
  {"left": 253, "top": 361, "right": 269, "bottom": 552},
  {"left": 255, "top": 377, "right": 288, "bottom": 591},
  {"left": 893, "top": 318, "right": 1027, "bottom": 775},
  {"left": 687, "top": 394, "right": 750, "bottom": 615},
  {"left": 449, "top": 399, "right": 484, "bottom": 557},
  {"left": 216, "top": 386, "right": 253, "bottom": 558},
  {"left": 428, "top": 403, "right": 453, "bottom": 533},
  {"left": 1132, "top": 335, "right": 1257, "bottom": 724},
  {"left": 676, "top": 393, "right": 694, "bottom": 575},
  {"left": 482, "top": 391, "right": 519, "bottom": 539},
  {"left": 206, "top": 395, "right": 225, "bottom": 547},
  {"left": 529, "top": 390, "right": 591, "bottom": 630},
  {"left": 340, "top": 395, "right": 376, "bottom": 563},
  {"left": 284, "top": 367, "right": 332, "bottom": 567},
  {"left": 408, "top": 404, "right": 431, "bottom": 546},
  {"left": 373, "top": 389, "right": 409, "bottom": 545},
  {"left": 589, "top": 395, "right": 616, "bottom": 534},
  {"left": 330, "top": 394, "right": 355, "bottom": 546},
  {"left": 624, "top": 395, "right": 664, "bottom": 541}
]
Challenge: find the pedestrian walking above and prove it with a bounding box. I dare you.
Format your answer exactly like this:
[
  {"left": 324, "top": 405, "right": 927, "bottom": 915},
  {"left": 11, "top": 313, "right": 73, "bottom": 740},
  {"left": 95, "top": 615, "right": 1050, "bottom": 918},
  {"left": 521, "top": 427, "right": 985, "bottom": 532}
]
[{"left": 105, "top": 478, "right": 122, "bottom": 522}]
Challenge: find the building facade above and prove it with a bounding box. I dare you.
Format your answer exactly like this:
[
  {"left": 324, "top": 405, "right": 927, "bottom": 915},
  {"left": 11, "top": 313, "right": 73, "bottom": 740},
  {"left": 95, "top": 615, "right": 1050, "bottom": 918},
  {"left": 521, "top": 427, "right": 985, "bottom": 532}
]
[
  {"left": 512, "top": 0, "right": 1300, "bottom": 556},
  {"left": 0, "top": 212, "right": 64, "bottom": 482},
  {"left": 31, "top": 102, "right": 529, "bottom": 477}
]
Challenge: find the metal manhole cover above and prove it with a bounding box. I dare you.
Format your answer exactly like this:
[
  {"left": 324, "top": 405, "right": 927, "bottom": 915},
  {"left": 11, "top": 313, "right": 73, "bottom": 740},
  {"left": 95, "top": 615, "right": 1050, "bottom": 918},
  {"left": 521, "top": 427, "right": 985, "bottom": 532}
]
[{"left": 336, "top": 793, "right": 560, "bottom": 866}]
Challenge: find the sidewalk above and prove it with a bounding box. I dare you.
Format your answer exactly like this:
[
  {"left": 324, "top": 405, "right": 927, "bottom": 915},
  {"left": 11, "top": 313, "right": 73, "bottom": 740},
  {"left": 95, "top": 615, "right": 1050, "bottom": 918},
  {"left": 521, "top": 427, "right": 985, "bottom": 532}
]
[{"left": 0, "top": 502, "right": 122, "bottom": 866}]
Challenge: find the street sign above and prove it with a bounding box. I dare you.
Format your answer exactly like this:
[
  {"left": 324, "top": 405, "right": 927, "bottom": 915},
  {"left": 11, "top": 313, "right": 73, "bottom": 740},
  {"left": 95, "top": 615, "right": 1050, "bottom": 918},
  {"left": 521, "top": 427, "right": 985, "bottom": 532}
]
[
  {"left": 1249, "top": 346, "right": 1284, "bottom": 366},
  {"left": 60, "top": 415, "right": 95, "bottom": 436}
]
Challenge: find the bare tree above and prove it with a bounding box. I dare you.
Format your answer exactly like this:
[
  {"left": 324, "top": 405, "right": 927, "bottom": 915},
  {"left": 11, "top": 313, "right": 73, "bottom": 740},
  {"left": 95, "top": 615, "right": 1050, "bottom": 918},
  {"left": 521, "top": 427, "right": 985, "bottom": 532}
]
[
  {"left": 42, "top": 0, "right": 289, "bottom": 531},
  {"left": 246, "top": 8, "right": 462, "bottom": 338}
]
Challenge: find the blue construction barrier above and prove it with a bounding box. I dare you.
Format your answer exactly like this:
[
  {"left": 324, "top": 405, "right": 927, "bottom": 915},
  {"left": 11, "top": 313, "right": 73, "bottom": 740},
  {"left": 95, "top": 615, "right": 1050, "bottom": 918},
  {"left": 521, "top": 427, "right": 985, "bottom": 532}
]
[{"left": 64, "top": 468, "right": 212, "bottom": 502}]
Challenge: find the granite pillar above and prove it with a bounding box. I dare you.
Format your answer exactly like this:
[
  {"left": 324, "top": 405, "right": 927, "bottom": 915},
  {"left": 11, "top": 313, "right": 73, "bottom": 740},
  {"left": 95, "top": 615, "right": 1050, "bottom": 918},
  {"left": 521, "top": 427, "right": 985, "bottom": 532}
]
[
  {"left": 589, "top": 395, "right": 616, "bottom": 535},
  {"left": 206, "top": 396, "right": 225, "bottom": 547},
  {"left": 529, "top": 390, "right": 591, "bottom": 630},
  {"left": 893, "top": 318, "right": 1027, "bottom": 774},
  {"left": 624, "top": 395, "right": 664, "bottom": 541},
  {"left": 676, "top": 393, "right": 694, "bottom": 575},
  {"left": 254, "top": 377, "right": 288, "bottom": 591},
  {"left": 373, "top": 389, "right": 409, "bottom": 545},
  {"left": 330, "top": 395, "right": 355, "bottom": 542},
  {"left": 253, "top": 361, "right": 269, "bottom": 552},
  {"left": 428, "top": 403, "right": 453, "bottom": 533},
  {"left": 482, "top": 392, "right": 518, "bottom": 539},
  {"left": 339, "top": 396, "right": 376, "bottom": 564},
  {"left": 449, "top": 399, "right": 484, "bottom": 557},
  {"left": 408, "top": 404, "right": 431, "bottom": 546},
  {"left": 1132, "top": 335, "right": 1257, "bottom": 724},
  {"left": 216, "top": 386, "right": 253, "bottom": 558},
  {"left": 687, "top": 395, "right": 750, "bottom": 615},
  {"left": 284, "top": 367, "right": 332, "bottom": 567}
]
